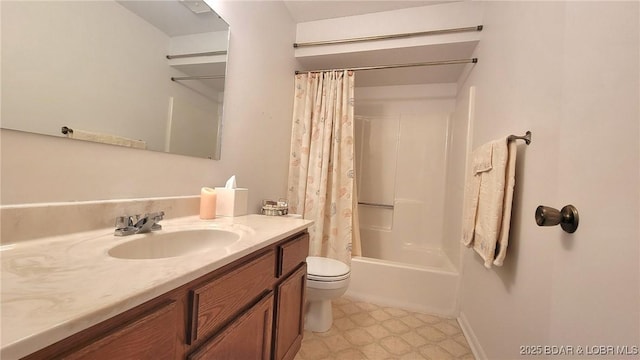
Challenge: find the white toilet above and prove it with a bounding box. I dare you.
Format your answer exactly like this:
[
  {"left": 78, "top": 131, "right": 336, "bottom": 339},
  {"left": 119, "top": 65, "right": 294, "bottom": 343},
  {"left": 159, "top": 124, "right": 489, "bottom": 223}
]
[{"left": 305, "top": 256, "right": 351, "bottom": 332}]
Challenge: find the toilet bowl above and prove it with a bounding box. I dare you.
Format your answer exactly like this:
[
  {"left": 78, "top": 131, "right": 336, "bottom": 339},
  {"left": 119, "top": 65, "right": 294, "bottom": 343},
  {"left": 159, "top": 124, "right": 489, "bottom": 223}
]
[{"left": 305, "top": 256, "right": 351, "bottom": 332}]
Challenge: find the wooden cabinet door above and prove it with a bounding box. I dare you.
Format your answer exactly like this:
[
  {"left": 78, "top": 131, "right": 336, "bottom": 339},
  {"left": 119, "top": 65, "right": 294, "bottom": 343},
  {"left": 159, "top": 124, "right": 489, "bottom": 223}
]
[
  {"left": 62, "top": 300, "right": 177, "bottom": 360},
  {"left": 273, "top": 264, "right": 306, "bottom": 360},
  {"left": 188, "top": 250, "right": 275, "bottom": 344},
  {"left": 187, "top": 293, "right": 274, "bottom": 360}
]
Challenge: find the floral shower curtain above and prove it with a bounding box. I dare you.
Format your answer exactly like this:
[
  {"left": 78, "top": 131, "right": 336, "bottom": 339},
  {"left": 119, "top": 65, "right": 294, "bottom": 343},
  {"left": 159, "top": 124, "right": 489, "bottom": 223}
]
[{"left": 287, "top": 70, "right": 361, "bottom": 264}]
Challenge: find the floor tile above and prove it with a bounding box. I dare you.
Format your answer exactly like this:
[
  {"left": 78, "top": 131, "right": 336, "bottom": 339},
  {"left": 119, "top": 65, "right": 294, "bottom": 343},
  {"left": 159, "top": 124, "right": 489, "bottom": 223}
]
[{"left": 295, "top": 297, "right": 475, "bottom": 360}]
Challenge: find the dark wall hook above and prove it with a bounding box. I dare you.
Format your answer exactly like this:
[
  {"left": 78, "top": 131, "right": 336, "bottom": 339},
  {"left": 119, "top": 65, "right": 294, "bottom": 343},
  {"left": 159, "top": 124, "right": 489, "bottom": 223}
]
[{"left": 535, "top": 205, "right": 579, "bottom": 233}]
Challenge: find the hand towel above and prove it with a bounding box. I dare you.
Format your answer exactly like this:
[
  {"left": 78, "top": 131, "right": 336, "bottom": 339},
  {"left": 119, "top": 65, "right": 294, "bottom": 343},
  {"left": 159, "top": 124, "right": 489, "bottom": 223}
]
[
  {"left": 461, "top": 137, "right": 517, "bottom": 268},
  {"left": 66, "top": 129, "right": 146, "bottom": 149},
  {"left": 462, "top": 141, "right": 493, "bottom": 247},
  {"left": 493, "top": 140, "right": 516, "bottom": 266}
]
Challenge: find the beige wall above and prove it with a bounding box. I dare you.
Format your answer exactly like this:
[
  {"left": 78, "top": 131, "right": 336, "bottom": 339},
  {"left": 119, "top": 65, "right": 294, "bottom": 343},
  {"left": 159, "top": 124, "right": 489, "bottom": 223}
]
[
  {"left": 458, "top": 2, "right": 639, "bottom": 359},
  {"left": 1, "top": 1, "right": 298, "bottom": 211}
]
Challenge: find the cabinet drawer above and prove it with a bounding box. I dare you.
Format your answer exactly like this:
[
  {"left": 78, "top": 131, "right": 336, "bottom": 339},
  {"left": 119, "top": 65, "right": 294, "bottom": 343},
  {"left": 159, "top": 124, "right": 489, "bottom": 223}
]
[
  {"left": 278, "top": 233, "right": 309, "bottom": 278},
  {"left": 63, "top": 300, "right": 177, "bottom": 360},
  {"left": 189, "top": 250, "right": 276, "bottom": 344}
]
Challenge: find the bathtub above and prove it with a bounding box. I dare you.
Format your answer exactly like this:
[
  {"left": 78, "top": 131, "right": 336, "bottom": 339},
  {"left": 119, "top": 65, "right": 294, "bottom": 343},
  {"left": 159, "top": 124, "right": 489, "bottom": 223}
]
[
  {"left": 350, "top": 107, "right": 463, "bottom": 317},
  {"left": 345, "top": 230, "right": 460, "bottom": 316}
]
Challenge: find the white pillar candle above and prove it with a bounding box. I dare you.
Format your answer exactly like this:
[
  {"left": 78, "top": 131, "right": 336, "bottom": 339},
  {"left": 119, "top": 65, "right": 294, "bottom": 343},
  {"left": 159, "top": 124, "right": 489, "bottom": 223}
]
[{"left": 199, "top": 187, "right": 217, "bottom": 219}]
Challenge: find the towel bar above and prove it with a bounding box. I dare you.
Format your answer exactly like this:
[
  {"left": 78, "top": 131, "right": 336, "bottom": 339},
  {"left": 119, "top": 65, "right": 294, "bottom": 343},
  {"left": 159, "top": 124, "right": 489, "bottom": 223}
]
[{"left": 508, "top": 131, "right": 532, "bottom": 145}]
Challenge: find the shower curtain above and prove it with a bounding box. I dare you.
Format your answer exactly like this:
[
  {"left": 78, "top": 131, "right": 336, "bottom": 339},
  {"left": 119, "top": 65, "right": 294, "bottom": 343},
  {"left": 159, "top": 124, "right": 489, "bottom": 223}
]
[{"left": 287, "top": 70, "right": 361, "bottom": 264}]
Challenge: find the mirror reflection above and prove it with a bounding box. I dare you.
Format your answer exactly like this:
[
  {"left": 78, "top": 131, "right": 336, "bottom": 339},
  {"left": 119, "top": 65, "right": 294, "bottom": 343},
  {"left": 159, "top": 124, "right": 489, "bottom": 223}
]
[{"left": 1, "top": 0, "right": 229, "bottom": 159}]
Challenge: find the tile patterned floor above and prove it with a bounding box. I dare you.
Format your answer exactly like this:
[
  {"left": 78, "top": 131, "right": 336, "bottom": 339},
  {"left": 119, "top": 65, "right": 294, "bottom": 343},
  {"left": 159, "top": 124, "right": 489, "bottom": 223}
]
[{"left": 295, "top": 297, "right": 475, "bottom": 360}]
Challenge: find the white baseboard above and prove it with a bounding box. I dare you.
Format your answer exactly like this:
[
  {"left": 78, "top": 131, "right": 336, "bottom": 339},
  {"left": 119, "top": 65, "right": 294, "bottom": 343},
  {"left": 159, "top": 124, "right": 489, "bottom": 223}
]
[{"left": 457, "top": 311, "right": 487, "bottom": 360}]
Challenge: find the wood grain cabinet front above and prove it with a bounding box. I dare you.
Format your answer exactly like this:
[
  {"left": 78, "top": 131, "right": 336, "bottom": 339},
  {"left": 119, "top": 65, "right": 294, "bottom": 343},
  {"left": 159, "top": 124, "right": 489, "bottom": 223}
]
[
  {"left": 273, "top": 264, "right": 307, "bottom": 360},
  {"left": 187, "top": 293, "right": 275, "bottom": 360},
  {"left": 26, "top": 301, "right": 178, "bottom": 360},
  {"left": 188, "top": 250, "right": 276, "bottom": 344},
  {"left": 60, "top": 301, "right": 177, "bottom": 360},
  {"left": 273, "top": 233, "right": 309, "bottom": 360},
  {"left": 278, "top": 233, "right": 310, "bottom": 278}
]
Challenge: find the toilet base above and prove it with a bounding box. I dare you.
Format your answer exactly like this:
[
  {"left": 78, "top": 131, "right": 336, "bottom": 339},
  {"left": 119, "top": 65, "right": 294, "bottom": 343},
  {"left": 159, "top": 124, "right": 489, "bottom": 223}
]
[{"left": 304, "top": 299, "right": 333, "bottom": 332}]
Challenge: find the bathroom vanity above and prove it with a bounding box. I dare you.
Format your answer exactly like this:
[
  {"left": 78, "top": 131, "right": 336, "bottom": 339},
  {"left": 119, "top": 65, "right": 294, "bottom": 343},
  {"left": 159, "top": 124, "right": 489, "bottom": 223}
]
[{"left": 1, "top": 215, "right": 312, "bottom": 360}]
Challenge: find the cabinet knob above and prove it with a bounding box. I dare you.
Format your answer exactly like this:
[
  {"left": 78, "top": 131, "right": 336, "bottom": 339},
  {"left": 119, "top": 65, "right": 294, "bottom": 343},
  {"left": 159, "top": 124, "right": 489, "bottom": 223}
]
[{"left": 535, "top": 205, "right": 579, "bottom": 233}]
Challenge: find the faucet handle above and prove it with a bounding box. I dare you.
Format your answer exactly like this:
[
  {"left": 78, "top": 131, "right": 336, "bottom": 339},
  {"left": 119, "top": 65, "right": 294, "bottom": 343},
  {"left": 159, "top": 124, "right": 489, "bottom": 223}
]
[
  {"left": 148, "top": 211, "right": 164, "bottom": 231},
  {"left": 115, "top": 211, "right": 165, "bottom": 236},
  {"left": 149, "top": 211, "right": 165, "bottom": 221},
  {"left": 115, "top": 216, "right": 133, "bottom": 229},
  {"left": 114, "top": 216, "right": 137, "bottom": 236},
  {"left": 131, "top": 211, "right": 165, "bottom": 232}
]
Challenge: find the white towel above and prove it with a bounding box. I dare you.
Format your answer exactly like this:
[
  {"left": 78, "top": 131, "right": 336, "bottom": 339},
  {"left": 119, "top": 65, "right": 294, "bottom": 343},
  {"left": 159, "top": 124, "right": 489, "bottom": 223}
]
[
  {"left": 66, "top": 129, "right": 146, "bottom": 149},
  {"left": 461, "top": 137, "right": 517, "bottom": 268}
]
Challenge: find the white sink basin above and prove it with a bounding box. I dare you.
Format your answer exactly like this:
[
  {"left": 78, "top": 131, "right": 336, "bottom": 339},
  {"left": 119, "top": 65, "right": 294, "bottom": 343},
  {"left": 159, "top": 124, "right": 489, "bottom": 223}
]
[{"left": 108, "top": 229, "right": 240, "bottom": 260}]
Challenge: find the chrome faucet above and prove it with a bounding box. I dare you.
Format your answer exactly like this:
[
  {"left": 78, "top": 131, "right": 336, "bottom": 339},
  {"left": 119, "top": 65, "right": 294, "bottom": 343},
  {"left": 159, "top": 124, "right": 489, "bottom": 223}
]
[{"left": 114, "top": 211, "right": 165, "bottom": 236}]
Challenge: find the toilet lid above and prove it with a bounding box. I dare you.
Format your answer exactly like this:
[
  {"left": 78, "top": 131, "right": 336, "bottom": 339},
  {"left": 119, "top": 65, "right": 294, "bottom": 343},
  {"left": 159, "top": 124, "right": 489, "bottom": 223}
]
[{"left": 306, "top": 256, "right": 350, "bottom": 281}]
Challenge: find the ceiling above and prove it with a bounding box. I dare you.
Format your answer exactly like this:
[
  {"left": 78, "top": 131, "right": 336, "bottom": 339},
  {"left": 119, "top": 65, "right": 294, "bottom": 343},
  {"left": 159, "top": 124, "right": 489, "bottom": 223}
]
[
  {"left": 283, "top": 0, "right": 459, "bottom": 23},
  {"left": 117, "top": 0, "right": 228, "bottom": 36}
]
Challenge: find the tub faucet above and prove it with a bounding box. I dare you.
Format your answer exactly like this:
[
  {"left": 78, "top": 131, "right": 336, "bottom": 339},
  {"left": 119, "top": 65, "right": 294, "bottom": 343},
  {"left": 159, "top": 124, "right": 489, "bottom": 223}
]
[{"left": 114, "top": 211, "right": 164, "bottom": 236}]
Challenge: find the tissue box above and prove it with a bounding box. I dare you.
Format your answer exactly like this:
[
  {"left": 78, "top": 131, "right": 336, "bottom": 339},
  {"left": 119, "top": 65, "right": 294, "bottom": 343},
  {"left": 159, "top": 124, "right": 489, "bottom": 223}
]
[{"left": 215, "top": 187, "right": 248, "bottom": 217}]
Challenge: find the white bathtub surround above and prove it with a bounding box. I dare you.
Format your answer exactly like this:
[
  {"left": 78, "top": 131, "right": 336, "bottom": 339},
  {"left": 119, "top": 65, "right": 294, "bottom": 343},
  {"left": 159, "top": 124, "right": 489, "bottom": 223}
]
[
  {"left": 0, "top": 214, "right": 313, "bottom": 359},
  {"left": 287, "top": 70, "right": 361, "bottom": 264},
  {"left": 354, "top": 84, "right": 459, "bottom": 259},
  {"left": 461, "top": 137, "right": 517, "bottom": 268},
  {"left": 350, "top": 83, "right": 465, "bottom": 315},
  {"left": 0, "top": 196, "right": 200, "bottom": 245}
]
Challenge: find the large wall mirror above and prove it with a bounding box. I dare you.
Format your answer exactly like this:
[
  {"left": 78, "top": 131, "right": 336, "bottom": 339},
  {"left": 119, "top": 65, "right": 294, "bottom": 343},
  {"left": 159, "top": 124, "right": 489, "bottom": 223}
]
[{"left": 1, "top": 0, "right": 229, "bottom": 160}]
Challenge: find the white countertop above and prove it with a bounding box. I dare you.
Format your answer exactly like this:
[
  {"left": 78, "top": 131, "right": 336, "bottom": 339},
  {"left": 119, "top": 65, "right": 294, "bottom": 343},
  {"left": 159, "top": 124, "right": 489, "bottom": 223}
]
[{"left": 0, "top": 214, "right": 313, "bottom": 359}]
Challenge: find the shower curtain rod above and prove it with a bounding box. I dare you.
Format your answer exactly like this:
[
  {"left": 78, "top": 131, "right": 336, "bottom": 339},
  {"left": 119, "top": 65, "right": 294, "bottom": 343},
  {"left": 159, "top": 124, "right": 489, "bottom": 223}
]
[
  {"left": 166, "top": 50, "right": 227, "bottom": 60},
  {"left": 293, "top": 25, "right": 483, "bottom": 48},
  {"left": 294, "top": 58, "right": 477, "bottom": 75},
  {"left": 171, "top": 75, "right": 225, "bottom": 81}
]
